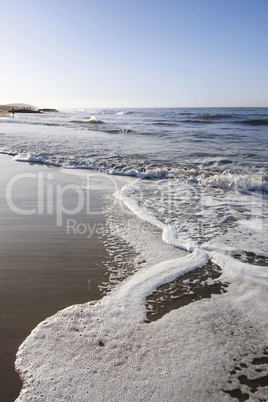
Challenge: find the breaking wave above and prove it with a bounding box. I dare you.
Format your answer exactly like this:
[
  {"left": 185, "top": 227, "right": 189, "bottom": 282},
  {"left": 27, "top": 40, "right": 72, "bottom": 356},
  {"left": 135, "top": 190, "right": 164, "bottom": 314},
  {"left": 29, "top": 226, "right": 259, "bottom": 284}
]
[{"left": 9, "top": 150, "right": 268, "bottom": 195}]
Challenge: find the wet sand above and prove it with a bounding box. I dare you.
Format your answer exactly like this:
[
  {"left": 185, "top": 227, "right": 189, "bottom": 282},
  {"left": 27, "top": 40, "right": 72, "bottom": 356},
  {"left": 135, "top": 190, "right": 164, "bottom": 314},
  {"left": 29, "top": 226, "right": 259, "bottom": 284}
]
[
  {"left": 145, "top": 259, "right": 229, "bottom": 323},
  {"left": 0, "top": 155, "right": 109, "bottom": 401}
]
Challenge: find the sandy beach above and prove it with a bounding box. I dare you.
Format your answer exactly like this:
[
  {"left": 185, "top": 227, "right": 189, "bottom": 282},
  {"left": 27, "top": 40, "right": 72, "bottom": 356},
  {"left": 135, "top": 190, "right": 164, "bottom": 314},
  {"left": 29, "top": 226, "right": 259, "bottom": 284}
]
[
  {"left": 0, "top": 107, "right": 10, "bottom": 117},
  {"left": 0, "top": 155, "right": 109, "bottom": 401}
]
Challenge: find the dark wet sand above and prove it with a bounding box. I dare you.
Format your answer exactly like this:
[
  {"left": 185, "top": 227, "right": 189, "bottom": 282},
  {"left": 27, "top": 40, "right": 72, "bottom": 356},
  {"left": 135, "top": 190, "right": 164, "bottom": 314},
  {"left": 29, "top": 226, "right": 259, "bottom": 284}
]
[
  {"left": 145, "top": 259, "right": 229, "bottom": 323},
  {"left": 0, "top": 155, "right": 109, "bottom": 401}
]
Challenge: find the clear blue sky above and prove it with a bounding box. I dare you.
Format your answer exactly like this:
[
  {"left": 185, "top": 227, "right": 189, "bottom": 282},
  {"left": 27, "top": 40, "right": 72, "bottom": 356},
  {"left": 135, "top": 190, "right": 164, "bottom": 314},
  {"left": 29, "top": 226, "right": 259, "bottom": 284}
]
[{"left": 1, "top": 0, "right": 268, "bottom": 108}]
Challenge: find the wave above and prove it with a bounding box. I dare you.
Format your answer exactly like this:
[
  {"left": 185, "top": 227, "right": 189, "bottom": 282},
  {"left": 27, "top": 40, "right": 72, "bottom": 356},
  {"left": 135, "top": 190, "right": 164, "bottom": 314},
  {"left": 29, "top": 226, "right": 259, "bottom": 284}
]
[
  {"left": 178, "top": 115, "right": 268, "bottom": 127},
  {"left": 7, "top": 147, "right": 268, "bottom": 195},
  {"left": 239, "top": 119, "right": 268, "bottom": 126},
  {"left": 106, "top": 128, "right": 133, "bottom": 134},
  {"left": 70, "top": 119, "right": 88, "bottom": 124},
  {"left": 199, "top": 171, "right": 268, "bottom": 193},
  {"left": 99, "top": 109, "right": 116, "bottom": 115},
  {"left": 70, "top": 116, "right": 105, "bottom": 124},
  {"left": 182, "top": 113, "right": 233, "bottom": 124},
  {"left": 198, "top": 114, "right": 233, "bottom": 119},
  {"left": 13, "top": 153, "right": 63, "bottom": 167},
  {"left": 86, "top": 165, "right": 268, "bottom": 194},
  {"left": 68, "top": 120, "right": 131, "bottom": 134},
  {"left": 88, "top": 116, "right": 104, "bottom": 124},
  {"left": 200, "top": 159, "right": 234, "bottom": 168},
  {"left": 182, "top": 119, "right": 213, "bottom": 124},
  {"left": 116, "top": 111, "right": 134, "bottom": 116}
]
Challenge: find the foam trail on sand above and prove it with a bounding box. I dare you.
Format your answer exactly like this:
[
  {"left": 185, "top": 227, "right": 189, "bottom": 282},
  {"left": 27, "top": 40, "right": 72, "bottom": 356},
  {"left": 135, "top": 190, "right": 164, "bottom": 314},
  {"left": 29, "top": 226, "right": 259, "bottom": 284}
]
[
  {"left": 15, "top": 238, "right": 268, "bottom": 401},
  {"left": 15, "top": 250, "right": 209, "bottom": 401},
  {"left": 114, "top": 180, "right": 199, "bottom": 252},
  {"left": 15, "top": 176, "right": 268, "bottom": 401},
  {"left": 15, "top": 178, "right": 214, "bottom": 401}
]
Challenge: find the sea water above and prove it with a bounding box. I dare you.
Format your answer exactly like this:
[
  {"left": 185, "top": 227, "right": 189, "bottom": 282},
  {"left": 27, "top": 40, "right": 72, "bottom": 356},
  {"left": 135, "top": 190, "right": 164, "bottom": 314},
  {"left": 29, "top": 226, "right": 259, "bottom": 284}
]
[{"left": 1, "top": 108, "right": 268, "bottom": 400}]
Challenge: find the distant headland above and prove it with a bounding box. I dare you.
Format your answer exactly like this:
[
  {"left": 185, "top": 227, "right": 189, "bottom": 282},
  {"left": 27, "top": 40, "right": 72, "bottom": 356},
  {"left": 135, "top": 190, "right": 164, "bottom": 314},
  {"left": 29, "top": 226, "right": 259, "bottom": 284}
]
[{"left": 0, "top": 103, "right": 58, "bottom": 116}]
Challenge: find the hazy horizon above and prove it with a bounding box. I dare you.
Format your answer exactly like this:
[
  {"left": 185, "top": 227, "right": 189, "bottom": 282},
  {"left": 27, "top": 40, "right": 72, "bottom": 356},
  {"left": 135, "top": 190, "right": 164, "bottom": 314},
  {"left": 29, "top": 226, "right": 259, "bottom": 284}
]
[
  {"left": 1, "top": 0, "right": 268, "bottom": 109},
  {"left": 2, "top": 103, "right": 268, "bottom": 110}
]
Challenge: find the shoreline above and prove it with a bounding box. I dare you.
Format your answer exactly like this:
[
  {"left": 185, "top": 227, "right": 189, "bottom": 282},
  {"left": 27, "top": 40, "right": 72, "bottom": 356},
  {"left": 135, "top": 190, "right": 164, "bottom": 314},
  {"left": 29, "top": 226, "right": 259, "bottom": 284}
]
[
  {"left": 0, "top": 154, "right": 110, "bottom": 401},
  {"left": 1, "top": 155, "right": 267, "bottom": 400}
]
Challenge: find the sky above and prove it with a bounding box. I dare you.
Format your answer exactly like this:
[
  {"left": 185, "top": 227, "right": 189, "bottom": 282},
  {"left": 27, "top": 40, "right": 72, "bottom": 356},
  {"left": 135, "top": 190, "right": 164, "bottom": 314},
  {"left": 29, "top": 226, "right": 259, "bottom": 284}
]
[{"left": 1, "top": 0, "right": 268, "bottom": 108}]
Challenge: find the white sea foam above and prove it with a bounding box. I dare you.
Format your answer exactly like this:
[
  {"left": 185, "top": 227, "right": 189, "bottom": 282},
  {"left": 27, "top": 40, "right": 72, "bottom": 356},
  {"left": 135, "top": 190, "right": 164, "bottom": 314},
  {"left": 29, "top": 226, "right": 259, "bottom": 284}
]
[
  {"left": 114, "top": 180, "right": 199, "bottom": 252},
  {"left": 15, "top": 245, "right": 268, "bottom": 401},
  {"left": 198, "top": 171, "right": 268, "bottom": 193},
  {"left": 14, "top": 153, "right": 62, "bottom": 167},
  {"left": 15, "top": 171, "right": 268, "bottom": 401},
  {"left": 116, "top": 110, "right": 134, "bottom": 115},
  {"left": 88, "top": 115, "right": 104, "bottom": 124},
  {"left": 10, "top": 150, "right": 268, "bottom": 195}
]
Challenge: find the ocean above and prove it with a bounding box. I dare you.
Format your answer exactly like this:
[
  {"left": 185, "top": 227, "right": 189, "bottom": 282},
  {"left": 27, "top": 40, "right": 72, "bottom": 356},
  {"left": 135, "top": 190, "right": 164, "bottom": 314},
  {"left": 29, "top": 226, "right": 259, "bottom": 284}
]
[
  {"left": 2, "top": 107, "right": 268, "bottom": 178},
  {"left": 1, "top": 108, "right": 268, "bottom": 400},
  {"left": 1, "top": 107, "right": 267, "bottom": 265}
]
